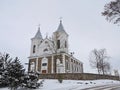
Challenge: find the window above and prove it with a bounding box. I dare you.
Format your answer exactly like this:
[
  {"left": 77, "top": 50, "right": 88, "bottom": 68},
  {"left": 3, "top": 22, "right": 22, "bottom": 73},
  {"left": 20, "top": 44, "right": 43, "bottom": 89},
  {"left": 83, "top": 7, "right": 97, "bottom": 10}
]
[
  {"left": 42, "top": 63, "right": 47, "bottom": 66},
  {"left": 58, "top": 68, "right": 60, "bottom": 73},
  {"left": 30, "top": 62, "right": 35, "bottom": 72},
  {"left": 74, "top": 60, "right": 75, "bottom": 63},
  {"left": 72, "top": 64, "right": 74, "bottom": 73},
  {"left": 33, "top": 45, "right": 36, "bottom": 53},
  {"left": 77, "top": 67, "right": 78, "bottom": 72},
  {"left": 45, "top": 41, "right": 48, "bottom": 44},
  {"left": 43, "top": 48, "right": 48, "bottom": 52},
  {"left": 65, "top": 41, "right": 67, "bottom": 48},
  {"left": 66, "top": 61, "right": 69, "bottom": 70},
  {"left": 57, "top": 40, "right": 60, "bottom": 49}
]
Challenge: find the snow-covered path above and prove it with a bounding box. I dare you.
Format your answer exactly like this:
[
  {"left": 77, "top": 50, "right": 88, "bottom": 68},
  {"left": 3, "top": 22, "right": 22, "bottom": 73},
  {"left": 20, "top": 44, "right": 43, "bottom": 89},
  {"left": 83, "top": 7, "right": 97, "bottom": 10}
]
[
  {"left": 0, "top": 79, "right": 120, "bottom": 90},
  {"left": 80, "top": 84, "right": 120, "bottom": 90},
  {"left": 39, "top": 79, "right": 120, "bottom": 90}
]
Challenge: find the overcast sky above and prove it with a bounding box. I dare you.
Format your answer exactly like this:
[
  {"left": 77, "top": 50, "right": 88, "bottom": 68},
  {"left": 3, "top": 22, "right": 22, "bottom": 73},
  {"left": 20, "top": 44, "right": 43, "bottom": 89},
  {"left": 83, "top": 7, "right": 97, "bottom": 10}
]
[{"left": 0, "top": 0, "right": 120, "bottom": 74}]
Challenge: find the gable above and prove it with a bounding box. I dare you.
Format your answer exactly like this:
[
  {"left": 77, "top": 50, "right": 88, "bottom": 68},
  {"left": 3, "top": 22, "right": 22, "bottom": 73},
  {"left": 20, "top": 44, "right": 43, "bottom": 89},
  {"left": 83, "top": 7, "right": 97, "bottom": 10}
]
[{"left": 38, "top": 38, "right": 55, "bottom": 56}]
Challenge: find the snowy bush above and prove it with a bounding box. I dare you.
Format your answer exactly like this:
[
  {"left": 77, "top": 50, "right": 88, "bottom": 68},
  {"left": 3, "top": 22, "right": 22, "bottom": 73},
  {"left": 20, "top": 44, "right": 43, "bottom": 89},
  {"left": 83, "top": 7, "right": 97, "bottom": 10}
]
[
  {"left": 0, "top": 53, "right": 25, "bottom": 90},
  {"left": 58, "top": 74, "right": 63, "bottom": 83},
  {"left": 0, "top": 53, "right": 42, "bottom": 90},
  {"left": 0, "top": 53, "right": 12, "bottom": 87},
  {"left": 22, "top": 71, "right": 42, "bottom": 89},
  {"left": 6, "top": 57, "right": 25, "bottom": 90}
]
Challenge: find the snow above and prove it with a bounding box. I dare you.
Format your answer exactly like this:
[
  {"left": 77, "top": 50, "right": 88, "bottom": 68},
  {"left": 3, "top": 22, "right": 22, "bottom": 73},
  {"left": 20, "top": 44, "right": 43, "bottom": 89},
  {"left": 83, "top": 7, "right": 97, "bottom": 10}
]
[{"left": 0, "top": 79, "right": 120, "bottom": 90}]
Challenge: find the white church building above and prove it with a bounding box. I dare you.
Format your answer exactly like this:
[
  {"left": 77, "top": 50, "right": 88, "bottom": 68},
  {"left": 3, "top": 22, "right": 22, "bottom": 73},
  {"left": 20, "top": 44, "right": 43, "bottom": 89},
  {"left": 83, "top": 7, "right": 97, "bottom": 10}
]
[{"left": 28, "top": 20, "right": 83, "bottom": 74}]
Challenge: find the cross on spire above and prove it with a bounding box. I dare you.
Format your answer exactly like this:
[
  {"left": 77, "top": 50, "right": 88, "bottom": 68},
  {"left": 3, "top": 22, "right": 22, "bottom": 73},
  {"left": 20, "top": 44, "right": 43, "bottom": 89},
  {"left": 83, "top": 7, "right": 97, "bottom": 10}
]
[
  {"left": 38, "top": 24, "right": 40, "bottom": 30},
  {"left": 57, "top": 17, "right": 65, "bottom": 31},
  {"left": 59, "top": 17, "right": 63, "bottom": 23},
  {"left": 33, "top": 24, "right": 43, "bottom": 39}
]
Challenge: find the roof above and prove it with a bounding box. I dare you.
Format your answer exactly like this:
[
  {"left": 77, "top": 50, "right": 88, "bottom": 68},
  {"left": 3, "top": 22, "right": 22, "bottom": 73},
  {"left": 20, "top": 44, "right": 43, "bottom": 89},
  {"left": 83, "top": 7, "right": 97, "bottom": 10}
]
[
  {"left": 55, "top": 20, "right": 68, "bottom": 35},
  {"left": 33, "top": 26, "right": 43, "bottom": 39},
  {"left": 57, "top": 20, "right": 65, "bottom": 32}
]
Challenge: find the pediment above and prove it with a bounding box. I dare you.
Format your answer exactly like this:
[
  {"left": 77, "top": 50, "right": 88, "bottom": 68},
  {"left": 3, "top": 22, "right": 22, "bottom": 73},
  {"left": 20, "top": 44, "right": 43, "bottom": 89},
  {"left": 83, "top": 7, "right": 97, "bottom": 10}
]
[{"left": 38, "top": 38, "right": 55, "bottom": 55}]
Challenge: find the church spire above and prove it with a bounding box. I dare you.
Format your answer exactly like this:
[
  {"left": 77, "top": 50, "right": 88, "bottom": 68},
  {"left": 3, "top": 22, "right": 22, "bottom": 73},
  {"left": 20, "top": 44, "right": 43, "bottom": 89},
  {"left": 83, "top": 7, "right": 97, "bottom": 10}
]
[
  {"left": 33, "top": 25, "right": 43, "bottom": 39},
  {"left": 55, "top": 19, "right": 68, "bottom": 36},
  {"left": 57, "top": 19, "right": 65, "bottom": 32}
]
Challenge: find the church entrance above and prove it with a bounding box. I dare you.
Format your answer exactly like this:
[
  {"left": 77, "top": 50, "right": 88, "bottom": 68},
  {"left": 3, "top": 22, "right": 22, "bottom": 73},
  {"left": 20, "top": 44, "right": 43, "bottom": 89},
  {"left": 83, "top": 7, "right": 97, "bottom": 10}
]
[{"left": 42, "top": 70, "right": 46, "bottom": 74}]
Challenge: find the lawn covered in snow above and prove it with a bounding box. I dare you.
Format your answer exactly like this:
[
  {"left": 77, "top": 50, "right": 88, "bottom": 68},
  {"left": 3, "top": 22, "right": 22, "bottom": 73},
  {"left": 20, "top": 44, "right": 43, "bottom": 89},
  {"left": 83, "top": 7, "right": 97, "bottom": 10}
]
[{"left": 0, "top": 79, "right": 120, "bottom": 90}]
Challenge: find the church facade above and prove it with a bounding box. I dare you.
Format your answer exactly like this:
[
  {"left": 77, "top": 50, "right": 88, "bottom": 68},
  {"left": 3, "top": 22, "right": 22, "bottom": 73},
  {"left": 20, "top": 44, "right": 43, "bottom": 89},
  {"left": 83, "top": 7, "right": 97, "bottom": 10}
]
[{"left": 28, "top": 20, "right": 83, "bottom": 74}]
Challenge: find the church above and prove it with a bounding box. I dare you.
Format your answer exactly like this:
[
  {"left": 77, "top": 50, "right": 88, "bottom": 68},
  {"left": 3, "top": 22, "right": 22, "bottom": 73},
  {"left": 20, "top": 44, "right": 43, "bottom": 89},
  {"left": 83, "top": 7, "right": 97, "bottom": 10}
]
[{"left": 28, "top": 20, "right": 83, "bottom": 74}]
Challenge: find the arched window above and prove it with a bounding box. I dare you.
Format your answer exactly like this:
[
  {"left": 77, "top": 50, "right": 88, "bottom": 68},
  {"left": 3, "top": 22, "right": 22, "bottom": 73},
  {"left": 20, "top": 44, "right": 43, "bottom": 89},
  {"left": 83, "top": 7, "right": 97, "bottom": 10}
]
[
  {"left": 57, "top": 40, "right": 60, "bottom": 49},
  {"left": 30, "top": 62, "right": 35, "bottom": 72},
  {"left": 66, "top": 61, "right": 69, "bottom": 70},
  {"left": 41, "top": 57, "right": 48, "bottom": 70},
  {"left": 65, "top": 41, "right": 67, "bottom": 48},
  {"left": 33, "top": 45, "right": 36, "bottom": 53},
  {"left": 42, "top": 63, "right": 47, "bottom": 66}
]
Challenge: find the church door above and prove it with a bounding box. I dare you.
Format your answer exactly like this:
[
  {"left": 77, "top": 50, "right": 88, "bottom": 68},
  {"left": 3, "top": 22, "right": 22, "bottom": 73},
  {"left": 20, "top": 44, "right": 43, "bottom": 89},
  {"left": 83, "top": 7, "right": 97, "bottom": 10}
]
[{"left": 42, "top": 70, "right": 46, "bottom": 74}]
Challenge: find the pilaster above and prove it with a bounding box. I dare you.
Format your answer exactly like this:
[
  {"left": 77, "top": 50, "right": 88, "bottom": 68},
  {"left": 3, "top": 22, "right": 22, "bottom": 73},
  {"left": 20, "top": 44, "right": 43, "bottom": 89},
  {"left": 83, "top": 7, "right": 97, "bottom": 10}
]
[
  {"left": 51, "top": 55, "right": 54, "bottom": 73},
  {"left": 36, "top": 57, "right": 38, "bottom": 72},
  {"left": 62, "top": 54, "right": 66, "bottom": 73}
]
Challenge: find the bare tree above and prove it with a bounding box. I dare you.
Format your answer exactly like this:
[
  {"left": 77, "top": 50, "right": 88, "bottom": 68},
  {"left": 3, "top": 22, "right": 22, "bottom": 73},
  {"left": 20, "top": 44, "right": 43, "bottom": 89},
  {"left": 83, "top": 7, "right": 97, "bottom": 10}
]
[
  {"left": 102, "top": 0, "right": 120, "bottom": 24},
  {"left": 114, "top": 69, "right": 119, "bottom": 76},
  {"left": 89, "top": 49, "right": 101, "bottom": 74},
  {"left": 89, "top": 49, "right": 111, "bottom": 75},
  {"left": 103, "top": 62, "right": 111, "bottom": 75}
]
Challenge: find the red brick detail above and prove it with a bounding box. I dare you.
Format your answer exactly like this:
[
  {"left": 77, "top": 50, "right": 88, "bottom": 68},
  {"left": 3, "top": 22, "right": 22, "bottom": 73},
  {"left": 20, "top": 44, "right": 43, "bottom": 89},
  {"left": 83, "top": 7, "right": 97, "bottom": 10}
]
[
  {"left": 38, "top": 58, "right": 42, "bottom": 72},
  {"left": 47, "top": 56, "right": 52, "bottom": 73}
]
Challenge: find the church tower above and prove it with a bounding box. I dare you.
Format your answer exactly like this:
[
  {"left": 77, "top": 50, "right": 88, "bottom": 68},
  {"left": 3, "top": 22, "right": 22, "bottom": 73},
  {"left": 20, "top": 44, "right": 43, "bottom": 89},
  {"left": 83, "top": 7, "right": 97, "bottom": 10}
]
[
  {"left": 30, "top": 26, "right": 43, "bottom": 57},
  {"left": 53, "top": 20, "right": 69, "bottom": 53}
]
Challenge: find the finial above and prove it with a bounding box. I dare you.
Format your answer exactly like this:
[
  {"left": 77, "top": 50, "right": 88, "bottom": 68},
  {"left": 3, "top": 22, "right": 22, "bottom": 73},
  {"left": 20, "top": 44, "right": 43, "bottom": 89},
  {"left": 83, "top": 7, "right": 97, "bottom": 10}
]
[
  {"left": 38, "top": 24, "right": 40, "bottom": 30},
  {"left": 59, "top": 17, "right": 63, "bottom": 23}
]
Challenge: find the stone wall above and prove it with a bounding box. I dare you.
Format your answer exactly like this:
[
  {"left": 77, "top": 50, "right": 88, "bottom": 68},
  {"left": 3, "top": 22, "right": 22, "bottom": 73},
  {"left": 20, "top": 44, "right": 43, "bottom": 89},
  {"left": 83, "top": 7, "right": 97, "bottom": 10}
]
[{"left": 39, "top": 73, "right": 119, "bottom": 80}]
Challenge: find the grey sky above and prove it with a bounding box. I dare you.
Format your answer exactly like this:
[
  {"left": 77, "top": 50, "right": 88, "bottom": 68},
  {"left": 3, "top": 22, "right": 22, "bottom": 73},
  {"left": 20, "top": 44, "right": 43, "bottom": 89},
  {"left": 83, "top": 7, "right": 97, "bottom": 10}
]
[{"left": 0, "top": 0, "right": 120, "bottom": 74}]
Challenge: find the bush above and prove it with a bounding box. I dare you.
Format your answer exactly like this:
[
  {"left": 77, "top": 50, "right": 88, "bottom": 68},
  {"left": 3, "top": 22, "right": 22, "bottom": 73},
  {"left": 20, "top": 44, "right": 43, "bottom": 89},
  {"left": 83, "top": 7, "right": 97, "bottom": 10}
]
[
  {"left": 58, "top": 74, "right": 63, "bottom": 83},
  {"left": 22, "top": 72, "right": 42, "bottom": 89}
]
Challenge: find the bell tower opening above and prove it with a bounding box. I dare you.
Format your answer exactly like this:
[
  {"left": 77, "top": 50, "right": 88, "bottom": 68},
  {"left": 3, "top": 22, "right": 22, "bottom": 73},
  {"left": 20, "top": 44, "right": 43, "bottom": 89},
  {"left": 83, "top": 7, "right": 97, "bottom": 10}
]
[
  {"left": 33, "top": 45, "right": 36, "bottom": 53},
  {"left": 57, "top": 40, "right": 60, "bottom": 49},
  {"left": 65, "top": 41, "right": 67, "bottom": 48}
]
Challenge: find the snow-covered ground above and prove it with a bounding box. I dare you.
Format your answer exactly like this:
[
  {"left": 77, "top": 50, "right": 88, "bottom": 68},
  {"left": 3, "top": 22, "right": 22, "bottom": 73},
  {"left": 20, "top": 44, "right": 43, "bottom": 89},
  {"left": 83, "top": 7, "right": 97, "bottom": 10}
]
[{"left": 0, "top": 79, "right": 120, "bottom": 90}]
